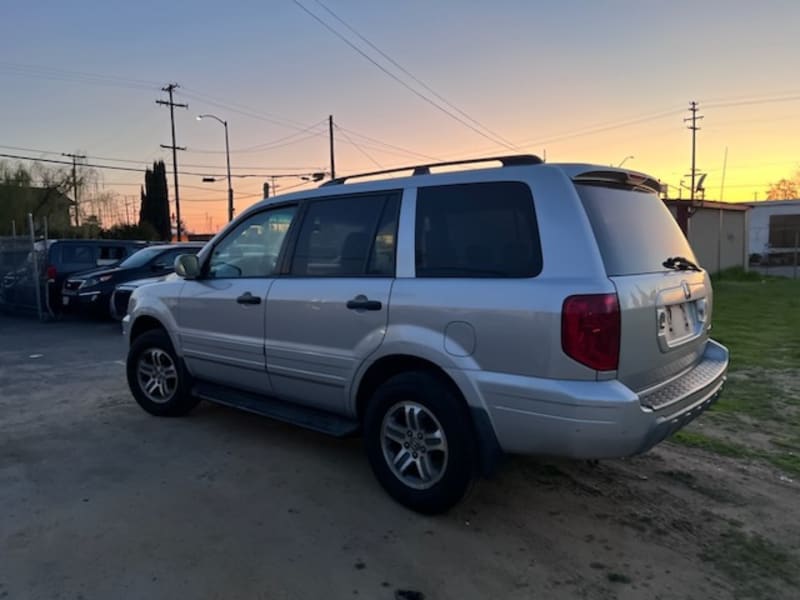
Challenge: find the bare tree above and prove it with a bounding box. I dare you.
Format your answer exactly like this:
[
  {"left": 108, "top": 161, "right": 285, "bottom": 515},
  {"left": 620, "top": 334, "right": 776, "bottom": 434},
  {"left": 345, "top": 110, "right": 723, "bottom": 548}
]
[{"left": 766, "top": 170, "right": 800, "bottom": 200}]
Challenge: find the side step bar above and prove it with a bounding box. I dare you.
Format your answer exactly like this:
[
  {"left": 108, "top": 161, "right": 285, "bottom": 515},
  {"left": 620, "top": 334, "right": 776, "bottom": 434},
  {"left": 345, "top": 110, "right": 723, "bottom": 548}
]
[{"left": 192, "top": 380, "right": 360, "bottom": 437}]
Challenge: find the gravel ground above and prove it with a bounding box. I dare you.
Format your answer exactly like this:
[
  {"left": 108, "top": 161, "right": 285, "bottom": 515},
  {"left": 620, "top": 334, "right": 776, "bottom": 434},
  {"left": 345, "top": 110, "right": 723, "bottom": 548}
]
[{"left": 1, "top": 315, "right": 798, "bottom": 600}]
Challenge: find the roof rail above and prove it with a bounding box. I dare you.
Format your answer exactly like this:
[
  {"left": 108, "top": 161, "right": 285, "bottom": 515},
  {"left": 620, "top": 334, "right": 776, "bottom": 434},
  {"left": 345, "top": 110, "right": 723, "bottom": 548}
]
[{"left": 321, "top": 154, "right": 543, "bottom": 186}]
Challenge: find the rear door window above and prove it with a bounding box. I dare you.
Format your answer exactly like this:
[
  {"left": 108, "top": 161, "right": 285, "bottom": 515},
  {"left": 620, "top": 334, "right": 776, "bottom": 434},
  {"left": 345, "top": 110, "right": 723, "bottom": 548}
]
[
  {"left": 577, "top": 184, "right": 696, "bottom": 276},
  {"left": 290, "top": 192, "right": 400, "bottom": 277},
  {"left": 415, "top": 181, "right": 542, "bottom": 277}
]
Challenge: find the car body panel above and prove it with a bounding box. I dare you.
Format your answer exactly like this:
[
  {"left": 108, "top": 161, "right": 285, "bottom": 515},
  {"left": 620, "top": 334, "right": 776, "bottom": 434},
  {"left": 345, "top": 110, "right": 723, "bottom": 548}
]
[
  {"left": 265, "top": 278, "right": 393, "bottom": 413},
  {"left": 177, "top": 278, "right": 275, "bottom": 394}
]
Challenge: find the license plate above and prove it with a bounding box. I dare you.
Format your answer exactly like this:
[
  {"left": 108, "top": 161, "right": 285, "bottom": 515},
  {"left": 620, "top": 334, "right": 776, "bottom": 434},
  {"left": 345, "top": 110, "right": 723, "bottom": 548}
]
[
  {"left": 666, "top": 302, "right": 694, "bottom": 340},
  {"left": 62, "top": 296, "right": 70, "bottom": 306}
]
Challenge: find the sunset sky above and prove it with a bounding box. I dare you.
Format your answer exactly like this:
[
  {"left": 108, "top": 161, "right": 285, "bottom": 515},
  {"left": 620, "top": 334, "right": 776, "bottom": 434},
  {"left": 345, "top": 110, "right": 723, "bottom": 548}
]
[{"left": 2, "top": 0, "right": 799, "bottom": 233}]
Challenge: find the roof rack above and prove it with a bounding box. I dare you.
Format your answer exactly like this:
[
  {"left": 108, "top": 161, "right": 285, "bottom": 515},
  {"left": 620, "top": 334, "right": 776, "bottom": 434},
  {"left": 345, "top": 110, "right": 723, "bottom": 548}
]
[{"left": 321, "top": 154, "right": 543, "bottom": 186}]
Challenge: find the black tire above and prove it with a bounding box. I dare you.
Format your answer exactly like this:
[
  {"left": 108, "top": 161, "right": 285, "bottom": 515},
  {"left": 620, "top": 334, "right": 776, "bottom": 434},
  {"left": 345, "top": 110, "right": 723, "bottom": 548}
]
[
  {"left": 364, "top": 371, "right": 475, "bottom": 514},
  {"left": 126, "top": 329, "right": 199, "bottom": 417}
]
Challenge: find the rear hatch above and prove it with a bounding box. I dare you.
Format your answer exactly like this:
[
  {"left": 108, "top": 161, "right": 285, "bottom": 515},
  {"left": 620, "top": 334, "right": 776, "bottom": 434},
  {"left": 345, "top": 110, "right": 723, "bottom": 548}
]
[{"left": 575, "top": 171, "right": 711, "bottom": 393}]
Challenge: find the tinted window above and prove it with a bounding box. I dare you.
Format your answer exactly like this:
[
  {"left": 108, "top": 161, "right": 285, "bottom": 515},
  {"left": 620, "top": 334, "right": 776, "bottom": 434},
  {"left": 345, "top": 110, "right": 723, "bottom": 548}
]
[
  {"left": 415, "top": 182, "right": 541, "bottom": 278},
  {"left": 60, "top": 245, "right": 93, "bottom": 265},
  {"left": 209, "top": 206, "right": 297, "bottom": 279},
  {"left": 577, "top": 184, "right": 696, "bottom": 276},
  {"left": 99, "top": 246, "right": 126, "bottom": 261},
  {"left": 290, "top": 193, "right": 398, "bottom": 277}
]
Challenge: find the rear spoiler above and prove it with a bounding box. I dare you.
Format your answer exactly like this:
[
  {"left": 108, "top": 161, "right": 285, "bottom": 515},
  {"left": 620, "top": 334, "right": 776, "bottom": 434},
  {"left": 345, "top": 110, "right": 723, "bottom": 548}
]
[{"left": 572, "top": 170, "right": 662, "bottom": 195}]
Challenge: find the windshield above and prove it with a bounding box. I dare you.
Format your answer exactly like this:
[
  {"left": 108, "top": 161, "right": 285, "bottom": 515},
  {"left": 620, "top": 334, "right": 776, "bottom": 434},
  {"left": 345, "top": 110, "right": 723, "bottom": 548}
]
[
  {"left": 119, "top": 247, "right": 164, "bottom": 269},
  {"left": 577, "top": 183, "right": 697, "bottom": 276}
]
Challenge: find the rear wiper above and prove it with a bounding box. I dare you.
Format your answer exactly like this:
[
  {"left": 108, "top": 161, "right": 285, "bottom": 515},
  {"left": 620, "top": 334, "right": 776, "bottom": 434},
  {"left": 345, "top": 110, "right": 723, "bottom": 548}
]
[{"left": 663, "top": 256, "right": 701, "bottom": 272}]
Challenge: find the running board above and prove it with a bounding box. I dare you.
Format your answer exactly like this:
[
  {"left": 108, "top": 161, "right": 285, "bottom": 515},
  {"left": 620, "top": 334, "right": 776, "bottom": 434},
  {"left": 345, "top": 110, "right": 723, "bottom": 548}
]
[{"left": 192, "top": 380, "right": 359, "bottom": 437}]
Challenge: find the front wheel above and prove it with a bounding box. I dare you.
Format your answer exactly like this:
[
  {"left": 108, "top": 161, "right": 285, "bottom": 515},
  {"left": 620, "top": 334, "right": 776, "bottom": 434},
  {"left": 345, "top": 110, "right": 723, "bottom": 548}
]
[
  {"left": 364, "top": 371, "right": 475, "bottom": 514},
  {"left": 126, "top": 329, "right": 199, "bottom": 417}
]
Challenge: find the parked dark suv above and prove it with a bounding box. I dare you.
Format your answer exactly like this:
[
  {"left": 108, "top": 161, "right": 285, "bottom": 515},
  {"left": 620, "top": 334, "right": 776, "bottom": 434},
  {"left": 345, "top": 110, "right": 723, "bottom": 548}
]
[
  {"left": 63, "top": 243, "right": 204, "bottom": 317},
  {"left": 2, "top": 239, "right": 145, "bottom": 313}
]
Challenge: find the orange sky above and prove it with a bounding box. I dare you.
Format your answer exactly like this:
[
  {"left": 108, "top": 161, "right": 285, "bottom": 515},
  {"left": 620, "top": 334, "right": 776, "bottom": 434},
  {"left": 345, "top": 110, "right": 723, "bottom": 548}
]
[{"left": 2, "top": 1, "right": 799, "bottom": 233}]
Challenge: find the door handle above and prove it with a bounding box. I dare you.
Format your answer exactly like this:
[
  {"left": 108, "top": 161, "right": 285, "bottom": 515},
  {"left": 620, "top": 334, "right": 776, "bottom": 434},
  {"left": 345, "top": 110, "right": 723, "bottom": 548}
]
[
  {"left": 346, "top": 295, "right": 382, "bottom": 311},
  {"left": 236, "top": 292, "right": 262, "bottom": 305}
]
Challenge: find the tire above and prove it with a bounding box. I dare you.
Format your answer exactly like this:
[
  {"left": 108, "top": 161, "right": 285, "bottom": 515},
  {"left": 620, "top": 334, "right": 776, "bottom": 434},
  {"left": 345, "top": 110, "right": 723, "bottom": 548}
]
[
  {"left": 126, "top": 329, "right": 199, "bottom": 417},
  {"left": 364, "top": 371, "right": 475, "bottom": 514}
]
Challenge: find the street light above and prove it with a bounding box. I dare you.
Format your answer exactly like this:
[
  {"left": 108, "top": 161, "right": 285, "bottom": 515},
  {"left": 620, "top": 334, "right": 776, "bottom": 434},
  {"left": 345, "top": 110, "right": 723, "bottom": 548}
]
[
  {"left": 617, "top": 155, "right": 634, "bottom": 168},
  {"left": 197, "top": 114, "right": 234, "bottom": 222}
]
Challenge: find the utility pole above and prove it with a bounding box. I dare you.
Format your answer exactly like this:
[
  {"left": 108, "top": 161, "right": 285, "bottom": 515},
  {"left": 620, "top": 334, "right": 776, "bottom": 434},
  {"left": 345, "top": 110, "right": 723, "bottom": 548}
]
[
  {"left": 62, "top": 152, "right": 86, "bottom": 227},
  {"left": 684, "top": 101, "right": 704, "bottom": 204},
  {"left": 329, "top": 114, "right": 336, "bottom": 180},
  {"left": 157, "top": 83, "right": 188, "bottom": 241}
]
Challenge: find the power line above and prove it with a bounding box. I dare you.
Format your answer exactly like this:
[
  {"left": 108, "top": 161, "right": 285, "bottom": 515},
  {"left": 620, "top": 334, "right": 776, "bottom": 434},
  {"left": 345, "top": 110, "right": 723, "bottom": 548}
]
[
  {"left": 0, "top": 152, "right": 325, "bottom": 181},
  {"left": 334, "top": 125, "right": 440, "bottom": 161},
  {"left": 186, "top": 120, "right": 328, "bottom": 154},
  {"left": 311, "top": 0, "right": 517, "bottom": 150},
  {"left": 291, "top": 0, "right": 518, "bottom": 151},
  {"left": 0, "top": 61, "right": 160, "bottom": 91},
  {"left": 0, "top": 143, "right": 323, "bottom": 170},
  {"left": 178, "top": 88, "right": 321, "bottom": 133},
  {"left": 704, "top": 93, "right": 800, "bottom": 110},
  {"left": 334, "top": 124, "right": 382, "bottom": 168}
]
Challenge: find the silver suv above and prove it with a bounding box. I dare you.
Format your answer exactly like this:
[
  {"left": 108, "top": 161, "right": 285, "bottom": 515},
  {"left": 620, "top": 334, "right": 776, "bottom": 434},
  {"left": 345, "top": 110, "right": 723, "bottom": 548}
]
[{"left": 123, "top": 155, "right": 729, "bottom": 513}]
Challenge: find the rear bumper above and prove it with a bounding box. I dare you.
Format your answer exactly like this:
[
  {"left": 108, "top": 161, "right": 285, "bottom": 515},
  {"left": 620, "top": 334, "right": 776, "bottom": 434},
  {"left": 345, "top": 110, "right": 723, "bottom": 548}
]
[{"left": 476, "top": 339, "right": 728, "bottom": 459}]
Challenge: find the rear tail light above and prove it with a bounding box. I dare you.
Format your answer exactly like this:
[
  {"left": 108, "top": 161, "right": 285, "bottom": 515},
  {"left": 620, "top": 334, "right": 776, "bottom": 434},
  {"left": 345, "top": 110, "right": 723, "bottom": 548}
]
[
  {"left": 561, "top": 293, "right": 620, "bottom": 371},
  {"left": 46, "top": 265, "right": 57, "bottom": 282}
]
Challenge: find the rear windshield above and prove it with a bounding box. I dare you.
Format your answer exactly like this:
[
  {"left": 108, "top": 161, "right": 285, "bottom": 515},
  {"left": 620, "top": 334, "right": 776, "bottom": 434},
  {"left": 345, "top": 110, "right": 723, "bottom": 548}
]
[{"left": 577, "top": 184, "right": 696, "bottom": 276}]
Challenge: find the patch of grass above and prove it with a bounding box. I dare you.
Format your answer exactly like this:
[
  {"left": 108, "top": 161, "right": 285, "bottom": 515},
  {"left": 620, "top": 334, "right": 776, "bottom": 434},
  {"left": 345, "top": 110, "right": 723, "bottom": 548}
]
[
  {"left": 700, "top": 529, "right": 798, "bottom": 598},
  {"left": 767, "top": 453, "right": 800, "bottom": 478},
  {"left": 672, "top": 431, "right": 750, "bottom": 459},
  {"left": 709, "top": 375, "right": 783, "bottom": 421},
  {"left": 711, "top": 266, "right": 774, "bottom": 282},
  {"left": 672, "top": 430, "right": 800, "bottom": 478},
  {"left": 769, "top": 437, "right": 800, "bottom": 452},
  {"left": 711, "top": 279, "right": 800, "bottom": 371}
]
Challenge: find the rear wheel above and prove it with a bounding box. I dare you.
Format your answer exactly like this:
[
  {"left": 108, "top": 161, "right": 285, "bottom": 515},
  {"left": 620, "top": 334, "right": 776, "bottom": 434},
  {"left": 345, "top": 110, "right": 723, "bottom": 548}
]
[
  {"left": 364, "top": 371, "right": 475, "bottom": 514},
  {"left": 127, "top": 329, "right": 199, "bottom": 417}
]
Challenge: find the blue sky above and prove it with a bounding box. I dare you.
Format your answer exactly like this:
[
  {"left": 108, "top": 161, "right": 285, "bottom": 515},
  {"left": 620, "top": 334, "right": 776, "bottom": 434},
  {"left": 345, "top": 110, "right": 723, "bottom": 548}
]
[{"left": 2, "top": 1, "right": 799, "bottom": 229}]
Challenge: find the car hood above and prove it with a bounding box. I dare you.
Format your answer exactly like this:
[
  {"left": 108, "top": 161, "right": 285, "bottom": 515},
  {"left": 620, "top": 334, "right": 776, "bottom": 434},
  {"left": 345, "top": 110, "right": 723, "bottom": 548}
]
[{"left": 68, "top": 266, "right": 121, "bottom": 281}]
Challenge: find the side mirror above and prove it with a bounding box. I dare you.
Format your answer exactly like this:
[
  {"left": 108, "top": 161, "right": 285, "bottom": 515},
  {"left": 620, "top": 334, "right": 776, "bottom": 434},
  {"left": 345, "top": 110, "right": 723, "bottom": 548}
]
[{"left": 174, "top": 254, "right": 200, "bottom": 279}]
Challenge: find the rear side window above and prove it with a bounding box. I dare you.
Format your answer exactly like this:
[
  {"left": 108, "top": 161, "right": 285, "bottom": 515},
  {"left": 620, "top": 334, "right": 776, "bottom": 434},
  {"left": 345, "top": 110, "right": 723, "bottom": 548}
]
[
  {"left": 290, "top": 193, "right": 399, "bottom": 277},
  {"left": 415, "top": 182, "right": 541, "bottom": 278},
  {"left": 60, "top": 245, "right": 93, "bottom": 265},
  {"left": 98, "top": 245, "right": 126, "bottom": 265},
  {"left": 577, "top": 184, "right": 696, "bottom": 276}
]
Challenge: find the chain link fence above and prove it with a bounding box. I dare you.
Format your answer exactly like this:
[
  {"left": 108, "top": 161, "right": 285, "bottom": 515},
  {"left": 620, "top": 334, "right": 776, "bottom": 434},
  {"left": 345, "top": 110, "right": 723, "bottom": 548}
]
[
  {"left": 749, "top": 224, "right": 800, "bottom": 279},
  {"left": 0, "top": 214, "right": 49, "bottom": 319}
]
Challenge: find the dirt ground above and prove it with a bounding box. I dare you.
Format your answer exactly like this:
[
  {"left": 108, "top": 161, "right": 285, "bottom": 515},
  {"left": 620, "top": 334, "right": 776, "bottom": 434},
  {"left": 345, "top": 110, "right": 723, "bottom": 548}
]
[{"left": 1, "top": 315, "right": 798, "bottom": 600}]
